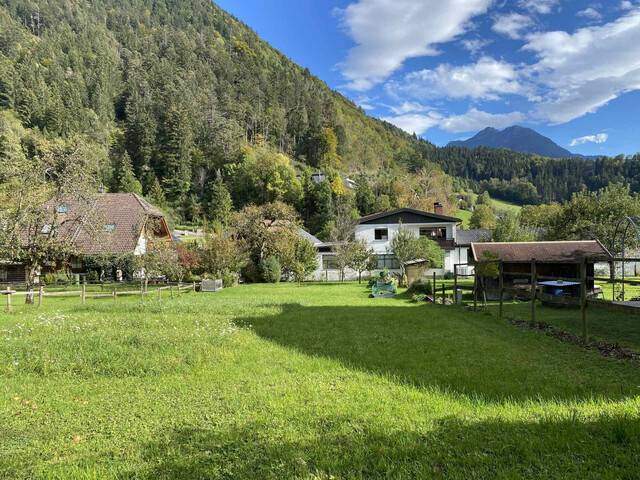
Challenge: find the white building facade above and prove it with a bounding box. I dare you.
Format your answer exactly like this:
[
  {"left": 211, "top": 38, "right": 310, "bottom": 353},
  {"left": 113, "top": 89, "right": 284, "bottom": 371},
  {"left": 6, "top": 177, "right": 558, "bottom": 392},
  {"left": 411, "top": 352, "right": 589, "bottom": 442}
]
[{"left": 308, "top": 207, "right": 472, "bottom": 281}]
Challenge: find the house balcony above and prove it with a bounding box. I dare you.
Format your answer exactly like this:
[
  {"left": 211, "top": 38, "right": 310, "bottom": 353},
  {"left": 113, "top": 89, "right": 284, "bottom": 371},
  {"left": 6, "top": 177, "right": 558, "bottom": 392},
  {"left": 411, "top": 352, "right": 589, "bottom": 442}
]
[{"left": 435, "top": 238, "right": 455, "bottom": 250}]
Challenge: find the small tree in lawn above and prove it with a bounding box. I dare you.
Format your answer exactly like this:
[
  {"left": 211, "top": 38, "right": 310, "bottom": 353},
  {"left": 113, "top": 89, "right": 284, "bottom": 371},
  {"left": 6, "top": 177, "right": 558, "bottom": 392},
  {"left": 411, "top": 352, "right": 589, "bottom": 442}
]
[
  {"left": 0, "top": 140, "right": 101, "bottom": 303},
  {"left": 344, "top": 239, "right": 376, "bottom": 284},
  {"left": 391, "top": 224, "right": 444, "bottom": 286},
  {"left": 174, "top": 243, "right": 200, "bottom": 282},
  {"left": 334, "top": 244, "right": 352, "bottom": 282},
  {"left": 284, "top": 237, "right": 318, "bottom": 286}
]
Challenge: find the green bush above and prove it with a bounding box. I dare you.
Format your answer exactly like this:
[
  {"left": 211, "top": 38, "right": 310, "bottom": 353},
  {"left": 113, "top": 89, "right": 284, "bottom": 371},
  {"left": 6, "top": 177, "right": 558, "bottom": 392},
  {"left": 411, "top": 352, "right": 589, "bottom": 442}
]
[
  {"left": 411, "top": 293, "right": 428, "bottom": 303},
  {"left": 241, "top": 263, "right": 261, "bottom": 283},
  {"left": 220, "top": 269, "right": 239, "bottom": 288},
  {"left": 407, "top": 279, "right": 433, "bottom": 296},
  {"left": 260, "top": 256, "right": 282, "bottom": 283},
  {"left": 445, "top": 272, "right": 455, "bottom": 280}
]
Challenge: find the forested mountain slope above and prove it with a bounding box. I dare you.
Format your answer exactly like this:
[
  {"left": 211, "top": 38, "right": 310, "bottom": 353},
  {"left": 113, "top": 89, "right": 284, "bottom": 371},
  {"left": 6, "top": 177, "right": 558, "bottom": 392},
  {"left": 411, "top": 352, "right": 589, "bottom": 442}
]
[{"left": 1, "top": 0, "right": 639, "bottom": 226}]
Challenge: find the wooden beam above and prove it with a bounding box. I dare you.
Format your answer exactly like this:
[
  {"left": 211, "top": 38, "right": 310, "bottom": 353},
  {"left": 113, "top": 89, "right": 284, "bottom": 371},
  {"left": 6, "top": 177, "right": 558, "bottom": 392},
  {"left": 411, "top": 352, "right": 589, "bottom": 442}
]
[{"left": 580, "top": 258, "right": 588, "bottom": 342}]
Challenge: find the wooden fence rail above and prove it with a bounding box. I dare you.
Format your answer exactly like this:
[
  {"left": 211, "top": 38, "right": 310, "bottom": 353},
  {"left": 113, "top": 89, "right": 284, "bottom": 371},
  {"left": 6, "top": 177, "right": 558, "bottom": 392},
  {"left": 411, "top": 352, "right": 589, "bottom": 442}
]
[{"left": 1, "top": 281, "right": 199, "bottom": 313}]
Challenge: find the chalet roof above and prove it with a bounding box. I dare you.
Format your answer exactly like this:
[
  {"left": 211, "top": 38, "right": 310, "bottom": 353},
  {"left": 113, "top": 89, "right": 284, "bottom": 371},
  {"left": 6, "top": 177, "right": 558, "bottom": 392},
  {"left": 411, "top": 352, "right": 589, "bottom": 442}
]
[
  {"left": 471, "top": 240, "right": 612, "bottom": 263},
  {"left": 42, "top": 193, "right": 169, "bottom": 255},
  {"left": 456, "top": 229, "right": 492, "bottom": 246},
  {"left": 357, "top": 207, "right": 461, "bottom": 225}
]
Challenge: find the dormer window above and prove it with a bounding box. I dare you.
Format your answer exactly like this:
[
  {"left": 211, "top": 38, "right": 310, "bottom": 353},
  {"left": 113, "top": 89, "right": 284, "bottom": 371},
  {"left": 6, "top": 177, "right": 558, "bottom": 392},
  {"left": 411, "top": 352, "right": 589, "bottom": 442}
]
[
  {"left": 57, "top": 206, "right": 69, "bottom": 214},
  {"left": 104, "top": 223, "right": 117, "bottom": 233}
]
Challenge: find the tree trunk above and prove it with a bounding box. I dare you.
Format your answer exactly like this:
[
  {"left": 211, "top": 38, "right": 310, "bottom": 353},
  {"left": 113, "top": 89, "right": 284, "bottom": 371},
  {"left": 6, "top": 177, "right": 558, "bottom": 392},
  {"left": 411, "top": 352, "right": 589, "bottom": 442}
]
[
  {"left": 358, "top": 271, "right": 361, "bottom": 284},
  {"left": 25, "top": 267, "right": 37, "bottom": 304}
]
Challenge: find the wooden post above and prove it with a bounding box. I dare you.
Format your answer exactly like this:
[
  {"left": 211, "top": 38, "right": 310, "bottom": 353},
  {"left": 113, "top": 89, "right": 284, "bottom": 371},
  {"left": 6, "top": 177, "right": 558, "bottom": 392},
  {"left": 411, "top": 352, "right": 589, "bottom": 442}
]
[
  {"left": 441, "top": 283, "right": 445, "bottom": 305},
  {"left": 498, "top": 261, "right": 504, "bottom": 318},
  {"left": 530, "top": 259, "right": 537, "bottom": 326},
  {"left": 453, "top": 264, "right": 458, "bottom": 305},
  {"left": 580, "top": 257, "right": 588, "bottom": 343},
  {"left": 113, "top": 286, "right": 118, "bottom": 305},
  {"left": 177, "top": 282, "right": 181, "bottom": 296},
  {"left": 192, "top": 281, "right": 196, "bottom": 292},
  {"left": 38, "top": 286, "right": 44, "bottom": 308},
  {"left": 433, "top": 272, "right": 437, "bottom": 304},
  {"left": 170, "top": 285, "right": 174, "bottom": 299},
  {"left": 140, "top": 283, "right": 144, "bottom": 300},
  {"left": 81, "top": 284, "right": 86, "bottom": 306},
  {"left": 473, "top": 269, "right": 478, "bottom": 311},
  {"left": 7, "top": 290, "right": 12, "bottom": 313}
]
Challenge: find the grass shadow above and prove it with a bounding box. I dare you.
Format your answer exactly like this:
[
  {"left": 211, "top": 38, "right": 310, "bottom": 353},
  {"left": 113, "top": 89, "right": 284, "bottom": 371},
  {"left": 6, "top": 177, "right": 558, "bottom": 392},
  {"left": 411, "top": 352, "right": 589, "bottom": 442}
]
[
  {"left": 236, "top": 303, "right": 640, "bottom": 403},
  {"left": 128, "top": 414, "right": 640, "bottom": 479}
]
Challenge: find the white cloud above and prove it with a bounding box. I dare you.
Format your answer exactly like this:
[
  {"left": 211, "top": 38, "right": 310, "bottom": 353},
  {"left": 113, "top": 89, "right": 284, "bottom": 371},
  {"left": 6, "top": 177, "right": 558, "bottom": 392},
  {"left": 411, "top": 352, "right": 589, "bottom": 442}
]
[
  {"left": 576, "top": 7, "right": 601, "bottom": 20},
  {"left": 380, "top": 112, "right": 442, "bottom": 135},
  {"left": 524, "top": 9, "right": 640, "bottom": 123},
  {"left": 519, "top": 0, "right": 558, "bottom": 14},
  {"left": 387, "top": 57, "right": 530, "bottom": 101},
  {"left": 569, "top": 133, "right": 608, "bottom": 146},
  {"left": 460, "top": 38, "right": 493, "bottom": 54},
  {"left": 439, "top": 108, "right": 526, "bottom": 133},
  {"left": 492, "top": 13, "right": 533, "bottom": 39},
  {"left": 388, "top": 101, "right": 431, "bottom": 115},
  {"left": 336, "top": 0, "right": 493, "bottom": 91},
  {"left": 621, "top": 1, "right": 634, "bottom": 10}
]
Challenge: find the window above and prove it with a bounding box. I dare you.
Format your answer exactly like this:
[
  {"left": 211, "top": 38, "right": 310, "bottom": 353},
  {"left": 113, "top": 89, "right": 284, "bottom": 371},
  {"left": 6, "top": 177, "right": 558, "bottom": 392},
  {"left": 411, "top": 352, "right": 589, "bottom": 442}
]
[
  {"left": 420, "top": 227, "right": 447, "bottom": 239},
  {"left": 376, "top": 255, "right": 400, "bottom": 270},
  {"left": 322, "top": 255, "right": 339, "bottom": 270},
  {"left": 71, "top": 258, "right": 83, "bottom": 270},
  {"left": 57, "top": 206, "right": 69, "bottom": 214},
  {"left": 374, "top": 228, "right": 389, "bottom": 241},
  {"left": 104, "top": 223, "right": 117, "bottom": 233}
]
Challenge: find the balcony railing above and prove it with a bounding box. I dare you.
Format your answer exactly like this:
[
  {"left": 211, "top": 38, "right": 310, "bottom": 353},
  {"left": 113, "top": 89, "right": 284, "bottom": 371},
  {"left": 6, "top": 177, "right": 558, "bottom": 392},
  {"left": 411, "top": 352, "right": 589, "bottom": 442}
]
[{"left": 434, "top": 238, "right": 455, "bottom": 250}]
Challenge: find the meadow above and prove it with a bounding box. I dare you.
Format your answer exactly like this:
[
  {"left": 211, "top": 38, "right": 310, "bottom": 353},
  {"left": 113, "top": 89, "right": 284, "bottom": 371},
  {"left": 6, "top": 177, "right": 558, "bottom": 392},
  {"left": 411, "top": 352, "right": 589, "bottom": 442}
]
[{"left": 1, "top": 282, "right": 639, "bottom": 479}]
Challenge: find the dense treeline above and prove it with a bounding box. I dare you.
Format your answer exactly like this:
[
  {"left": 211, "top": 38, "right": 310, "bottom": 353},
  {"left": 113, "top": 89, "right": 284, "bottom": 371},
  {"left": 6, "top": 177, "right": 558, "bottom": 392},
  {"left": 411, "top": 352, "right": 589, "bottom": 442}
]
[
  {"left": 430, "top": 146, "right": 640, "bottom": 205},
  {"left": 0, "top": 0, "right": 456, "bottom": 234}
]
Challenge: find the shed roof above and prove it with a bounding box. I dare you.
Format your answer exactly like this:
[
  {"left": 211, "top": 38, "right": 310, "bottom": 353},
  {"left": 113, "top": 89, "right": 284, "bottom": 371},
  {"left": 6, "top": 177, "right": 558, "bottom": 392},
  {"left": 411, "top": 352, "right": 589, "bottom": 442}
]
[
  {"left": 456, "top": 229, "right": 492, "bottom": 246},
  {"left": 471, "top": 240, "right": 612, "bottom": 263}
]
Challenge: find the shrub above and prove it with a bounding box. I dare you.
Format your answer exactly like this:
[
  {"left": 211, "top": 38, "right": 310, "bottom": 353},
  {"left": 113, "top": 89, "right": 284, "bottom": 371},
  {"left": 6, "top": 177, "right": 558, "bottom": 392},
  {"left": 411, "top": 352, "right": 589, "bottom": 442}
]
[
  {"left": 411, "top": 293, "right": 428, "bottom": 303},
  {"left": 241, "top": 263, "right": 261, "bottom": 283},
  {"left": 220, "top": 269, "right": 239, "bottom": 288},
  {"left": 368, "top": 275, "right": 381, "bottom": 287},
  {"left": 407, "top": 279, "right": 433, "bottom": 296},
  {"left": 260, "top": 256, "right": 281, "bottom": 283},
  {"left": 86, "top": 270, "right": 99, "bottom": 283},
  {"left": 444, "top": 272, "right": 455, "bottom": 280}
]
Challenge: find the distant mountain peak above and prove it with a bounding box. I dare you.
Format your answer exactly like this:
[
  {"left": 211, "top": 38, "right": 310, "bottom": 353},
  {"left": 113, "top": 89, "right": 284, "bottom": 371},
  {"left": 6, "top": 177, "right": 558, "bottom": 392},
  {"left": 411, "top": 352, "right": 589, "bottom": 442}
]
[{"left": 447, "top": 125, "right": 579, "bottom": 159}]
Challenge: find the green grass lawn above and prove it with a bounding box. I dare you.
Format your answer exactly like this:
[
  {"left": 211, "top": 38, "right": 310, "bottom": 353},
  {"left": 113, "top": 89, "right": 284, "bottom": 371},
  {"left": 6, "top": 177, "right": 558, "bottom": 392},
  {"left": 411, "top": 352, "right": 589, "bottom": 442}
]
[
  {"left": 456, "top": 198, "right": 522, "bottom": 228},
  {"left": 1, "top": 283, "right": 640, "bottom": 479}
]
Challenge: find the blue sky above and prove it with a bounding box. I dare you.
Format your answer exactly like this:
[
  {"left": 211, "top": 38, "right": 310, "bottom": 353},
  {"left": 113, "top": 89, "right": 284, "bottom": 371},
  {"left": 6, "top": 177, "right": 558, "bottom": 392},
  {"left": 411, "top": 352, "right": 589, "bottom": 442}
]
[{"left": 216, "top": 0, "right": 640, "bottom": 156}]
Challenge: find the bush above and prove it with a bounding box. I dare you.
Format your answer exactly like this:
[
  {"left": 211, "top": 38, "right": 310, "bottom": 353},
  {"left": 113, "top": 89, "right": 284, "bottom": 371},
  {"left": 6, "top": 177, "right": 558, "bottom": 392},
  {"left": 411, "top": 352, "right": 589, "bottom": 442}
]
[
  {"left": 407, "top": 278, "right": 433, "bottom": 296},
  {"left": 241, "top": 263, "right": 260, "bottom": 283},
  {"left": 86, "top": 270, "right": 99, "bottom": 283},
  {"left": 444, "top": 272, "right": 455, "bottom": 280},
  {"left": 260, "top": 256, "right": 281, "bottom": 283},
  {"left": 411, "top": 293, "right": 428, "bottom": 303},
  {"left": 368, "top": 275, "right": 381, "bottom": 287},
  {"left": 220, "top": 269, "right": 239, "bottom": 288}
]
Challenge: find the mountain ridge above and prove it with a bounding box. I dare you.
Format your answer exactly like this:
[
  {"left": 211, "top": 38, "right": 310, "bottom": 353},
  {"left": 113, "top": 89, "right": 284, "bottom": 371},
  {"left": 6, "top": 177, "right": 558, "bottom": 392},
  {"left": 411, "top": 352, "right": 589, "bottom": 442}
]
[{"left": 447, "top": 126, "right": 582, "bottom": 159}]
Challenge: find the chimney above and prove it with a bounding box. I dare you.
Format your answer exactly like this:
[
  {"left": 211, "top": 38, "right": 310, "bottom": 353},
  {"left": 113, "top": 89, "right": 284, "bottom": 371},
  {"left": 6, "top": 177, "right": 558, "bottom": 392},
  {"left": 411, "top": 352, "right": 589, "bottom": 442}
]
[{"left": 434, "top": 202, "right": 444, "bottom": 215}]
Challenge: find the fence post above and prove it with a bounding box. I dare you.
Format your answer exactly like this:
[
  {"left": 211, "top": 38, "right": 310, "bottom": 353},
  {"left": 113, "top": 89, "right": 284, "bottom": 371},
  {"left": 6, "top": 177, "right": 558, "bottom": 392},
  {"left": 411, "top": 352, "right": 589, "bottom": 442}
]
[
  {"left": 498, "top": 261, "right": 504, "bottom": 318},
  {"left": 177, "top": 282, "right": 182, "bottom": 296},
  {"left": 580, "top": 257, "right": 588, "bottom": 343},
  {"left": 441, "top": 283, "right": 445, "bottom": 305},
  {"left": 531, "top": 259, "right": 537, "bottom": 326},
  {"left": 81, "top": 284, "right": 86, "bottom": 306},
  {"left": 38, "top": 286, "right": 44, "bottom": 308},
  {"left": 170, "top": 285, "right": 174, "bottom": 299},
  {"left": 473, "top": 269, "right": 478, "bottom": 311},
  {"left": 433, "top": 272, "right": 437, "bottom": 304},
  {"left": 192, "top": 281, "right": 196, "bottom": 292},
  {"left": 113, "top": 286, "right": 118, "bottom": 305},
  {"left": 453, "top": 264, "right": 458, "bottom": 305},
  {"left": 140, "top": 283, "right": 144, "bottom": 301},
  {"left": 7, "top": 290, "right": 12, "bottom": 313}
]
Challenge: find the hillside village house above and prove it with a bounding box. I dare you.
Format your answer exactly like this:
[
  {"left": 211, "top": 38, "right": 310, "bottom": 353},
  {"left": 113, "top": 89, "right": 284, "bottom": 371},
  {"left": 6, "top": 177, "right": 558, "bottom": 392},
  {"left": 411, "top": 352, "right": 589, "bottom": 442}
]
[
  {"left": 0, "top": 193, "right": 171, "bottom": 284},
  {"left": 309, "top": 205, "right": 468, "bottom": 281}
]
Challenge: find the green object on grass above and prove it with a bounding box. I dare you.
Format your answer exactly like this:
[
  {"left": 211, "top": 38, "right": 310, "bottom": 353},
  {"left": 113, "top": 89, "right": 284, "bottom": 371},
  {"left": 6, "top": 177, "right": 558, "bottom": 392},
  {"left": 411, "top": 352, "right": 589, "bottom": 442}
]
[{"left": 372, "top": 282, "right": 397, "bottom": 298}]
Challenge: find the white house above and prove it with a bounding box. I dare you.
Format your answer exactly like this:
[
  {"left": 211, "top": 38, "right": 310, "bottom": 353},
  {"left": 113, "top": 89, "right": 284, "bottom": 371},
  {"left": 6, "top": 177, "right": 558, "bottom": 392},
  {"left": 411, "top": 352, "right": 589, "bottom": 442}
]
[{"left": 308, "top": 206, "right": 470, "bottom": 281}]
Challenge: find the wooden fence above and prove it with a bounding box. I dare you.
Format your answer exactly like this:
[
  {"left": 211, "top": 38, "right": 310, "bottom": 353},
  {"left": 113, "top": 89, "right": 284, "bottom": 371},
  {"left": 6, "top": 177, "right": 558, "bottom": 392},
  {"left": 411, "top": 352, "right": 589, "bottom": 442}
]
[{"left": 1, "top": 281, "right": 199, "bottom": 313}]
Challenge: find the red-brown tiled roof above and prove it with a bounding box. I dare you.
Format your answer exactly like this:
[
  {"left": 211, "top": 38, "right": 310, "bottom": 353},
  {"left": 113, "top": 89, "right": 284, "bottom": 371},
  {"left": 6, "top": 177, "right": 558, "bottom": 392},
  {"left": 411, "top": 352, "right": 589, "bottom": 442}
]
[
  {"left": 471, "top": 240, "right": 612, "bottom": 263},
  {"left": 42, "top": 193, "right": 169, "bottom": 255}
]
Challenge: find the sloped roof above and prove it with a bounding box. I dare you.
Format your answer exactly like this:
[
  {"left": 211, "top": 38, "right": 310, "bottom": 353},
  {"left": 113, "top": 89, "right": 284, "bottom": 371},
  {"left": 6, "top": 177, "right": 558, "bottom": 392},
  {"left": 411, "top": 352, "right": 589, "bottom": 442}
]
[
  {"left": 456, "top": 229, "right": 492, "bottom": 246},
  {"left": 357, "top": 207, "right": 461, "bottom": 224},
  {"left": 471, "top": 240, "right": 612, "bottom": 263},
  {"left": 42, "top": 193, "right": 169, "bottom": 255},
  {"left": 298, "top": 229, "right": 323, "bottom": 246}
]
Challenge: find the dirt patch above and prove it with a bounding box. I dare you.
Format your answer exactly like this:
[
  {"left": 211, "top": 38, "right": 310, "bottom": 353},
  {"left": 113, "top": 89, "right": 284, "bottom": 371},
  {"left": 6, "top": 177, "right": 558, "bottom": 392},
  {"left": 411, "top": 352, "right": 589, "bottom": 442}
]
[
  {"left": 464, "top": 306, "right": 640, "bottom": 364},
  {"left": 507, "top": 316, "right": 640, "bottom": 365}
]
